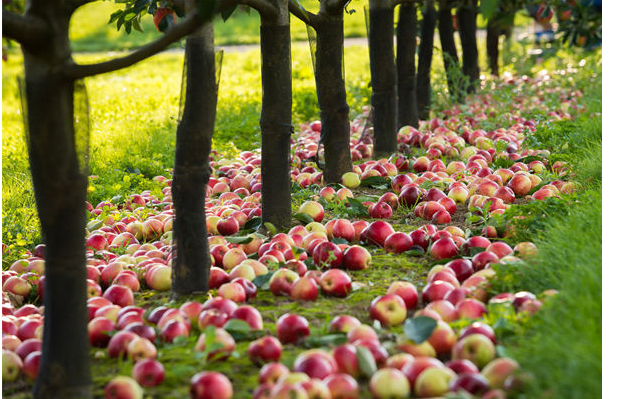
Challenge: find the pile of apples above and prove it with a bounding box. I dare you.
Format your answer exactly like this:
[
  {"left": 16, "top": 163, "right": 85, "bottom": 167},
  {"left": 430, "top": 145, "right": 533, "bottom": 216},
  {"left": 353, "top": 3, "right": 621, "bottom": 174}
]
[{"left": 1, "top": 70, "right": 583, "bottom": 398}]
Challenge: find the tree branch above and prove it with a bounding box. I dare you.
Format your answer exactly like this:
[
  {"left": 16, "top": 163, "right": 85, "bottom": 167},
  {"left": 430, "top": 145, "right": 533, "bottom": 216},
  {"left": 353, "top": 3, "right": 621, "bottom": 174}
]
[
  {"left": 2, "top": 9, "right": 49, "bottom": 50},
  {"left": 239, "top": 0, "right": 279, "bottom": 21},
  {"left": 288, "top": 0, "right": 319, "bottom": 27},
  {"left": 63, "top": 11, "right": 204, "bottom": 80},
  {"left": 324, "top": 0, "right": 351, "bottom": 15}
]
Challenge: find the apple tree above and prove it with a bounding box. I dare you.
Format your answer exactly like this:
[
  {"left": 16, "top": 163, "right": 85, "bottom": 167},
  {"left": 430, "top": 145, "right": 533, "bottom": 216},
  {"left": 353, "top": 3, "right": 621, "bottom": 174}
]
[
  {"left": 289, "top": 0, "right": 353, "bottom": 183},
  {"left": 367, "top": 0, "right": 397, "bottom": 157},
  {"left": 396, "top": 0, "right": 419, "bottom": 127},
  {"left": 1, "top": 0, "right": 210, "bottom": 396},
  {"left": 438, "top": 0, "right": 461, "bottom": 99},
  {"left": 416, "top": 0, "right": 437, "bottom": 119},
  {"left": 457, "top": 0, "right": 479, "bottom": 93}
]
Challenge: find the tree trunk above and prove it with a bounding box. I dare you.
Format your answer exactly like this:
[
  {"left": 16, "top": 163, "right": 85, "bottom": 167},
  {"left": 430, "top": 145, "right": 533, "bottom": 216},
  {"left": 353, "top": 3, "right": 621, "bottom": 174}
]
[
  {"left": 438, "top": 4, "right": 461, "bottom": 100},
  {"left": 396, "top": 2, "right": 418, "bottom": 128},
  {"left": 171, "top": 23, "right": 216, "bottom": 297},
  {"left": 486, "top": 20, "right": 500, "bottom": 76},
  {"left": 19, "top": 3, "right": 92, "bottom": 398},
  {"left": 314, "top": 9, "right": 352, "bottom": 183},
  {"left": 457, "top": 0, "right": 479, "bottom": 93},
  {"left": 260, "top": 0, "right": 292, "bottom": 230},
  {"left": 416, "top": 1, "right": 437, "bottom": 120},
  {"left": 368, "top": 0, "right": 397, "bottom": 157}
]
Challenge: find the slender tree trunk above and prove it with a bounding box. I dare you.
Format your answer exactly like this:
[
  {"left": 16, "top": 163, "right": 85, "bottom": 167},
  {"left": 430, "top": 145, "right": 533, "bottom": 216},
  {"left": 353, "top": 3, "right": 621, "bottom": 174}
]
[
  {"left": 171, "top": 23, "right": 216, "bottom": 297},
  {"left": 19, "top": 3, "right": 92, "bottom": 398},
  {"left": 416, "top": 1, "right": 437, "bottom": 120},
  {"left": 314, "top": 9, "right": 352, "bottom": 183},
  {"left": 260, "top": 0, "right": 292, "bottom": 230},
  {"left": 438, "top": 4, "right": 461, "bottom": 99},
  {"left": 368, "top": 0, "right": 397, "bottom": 157},
  {"left": 486, "top": 20, "right": 500, "bottom": 76},
  {"left": 458, "top": 0, "right": 479, "bottom": 93},
  {"left": 396, "top": 2, "right": 418, "bottom": 128}
]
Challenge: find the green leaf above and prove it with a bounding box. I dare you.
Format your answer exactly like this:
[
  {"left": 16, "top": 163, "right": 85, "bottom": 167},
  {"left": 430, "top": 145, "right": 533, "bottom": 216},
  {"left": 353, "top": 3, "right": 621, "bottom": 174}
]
[
  {"left": 108, "top": 10, "right": 124, "bottom": 24},
  {"left": 132, "top": 18, "right": 143, "bottom": 33},
  {"left": 360, "top": 176, "right": 390, "bottom": 188},
  {"left": 517, "top": 155, "right": 548, "bottom": 164},
  {"left": 356, "top": 346, "right": 377, "bottom": 378},
  {"left": 404, "top": 316, "right": 437, "bottom": 344},
  {"left": 244, "top": 217, "right": 263, "bottom": 231},
  {"left": 294, "top": 212, "right": 314, "bottom": 225},
  {"left": 469, "top": 246, "right": 486, "bottom": 256},
  {"left": 252, "top": 271, "right": 274, "bottom": 290},
  {"left": 496, "top": 345, "right": 511, "bottom": 358},
  {"left": 480, "top": 0, "right": 499, "bottom": 22},
  {"left": 225, "top": 235, "right": 253, "bottom": 244},
  {"left": 346, "top": 197, "right": 368, "bottom": 217},
  {"left": 224, "top": 319, "right": 251, "bottom": 336},
  {"left": 404, "top": 246, "right": 425, "bottom": 256},
  {"left": 264, "top": 222, "right": 277, "bottom": 236},
  {"left": 331, "top": 237, "right": 349, "bottom": 245},
  {"left": 306, "top": 333, "right": 347, "bottom": 347}
]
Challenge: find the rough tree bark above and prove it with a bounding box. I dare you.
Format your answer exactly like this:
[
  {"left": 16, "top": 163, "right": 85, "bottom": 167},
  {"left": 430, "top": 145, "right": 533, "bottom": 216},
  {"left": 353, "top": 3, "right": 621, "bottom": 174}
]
[
  {"left": 171, "top": 22, "right": 216, "bottom": 297},
  {"left": 368, "top": 0, "right": 397, "bottom": 157},
  {"left": 20, "top": 5, "right": 92, "bottom": 396},
  {"left": 437, "top": 1, "right": 461, "bottom": 99},
  {"left": 2, "top": 1, "right": 205, "bottom": 396},
  {"left": 259, "top": 0, "right": 293, "bottom": 230},
  {"left": 290, "top": 0, "right": 352, "bottom": 183},
  {"left": 416, "top": 1, "right": 437, "bottom": 120},
  {"left": 457, "top": 0, "right": 479, "bottom": 93},
  {"left": 396, "top": 1, "right": 419, "bottom": 127}
]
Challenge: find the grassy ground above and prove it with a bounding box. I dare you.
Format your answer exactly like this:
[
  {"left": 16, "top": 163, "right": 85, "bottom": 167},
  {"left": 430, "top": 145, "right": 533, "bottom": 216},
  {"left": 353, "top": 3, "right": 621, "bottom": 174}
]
[{"left": 1, "top": 9, "right": 601, "bottom": 398}]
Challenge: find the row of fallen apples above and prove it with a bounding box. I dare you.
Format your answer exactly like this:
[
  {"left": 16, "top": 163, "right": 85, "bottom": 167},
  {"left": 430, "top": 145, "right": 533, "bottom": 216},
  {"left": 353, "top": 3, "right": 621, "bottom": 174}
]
[{"left": 2, "top": 73, "right": 579, "bottom": 398}]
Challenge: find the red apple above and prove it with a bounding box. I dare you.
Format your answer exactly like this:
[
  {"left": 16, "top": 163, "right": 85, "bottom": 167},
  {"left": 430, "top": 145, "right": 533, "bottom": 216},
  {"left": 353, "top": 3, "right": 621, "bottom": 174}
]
[
  {"left": 104, "top": 375, "right": 143, "bottom": 398},
  {"left": 430, "top": 237, "right": 459, "bottom": 260},
  {"left": 328, "top": 315, "right": 361, "bottom": 334},
  {"left": 88, "top": 316, "right": 116, "bottom": 347},
  {"left": 319, "top": 269, "right": 352, "bottom": 297},
  {"left": 190, "top": 371, "right": 233, "bottom": 399},
  {"left": 230, "top": 305, "right": 263, "bottom": 330},
  {"left": 258, "top": 362, "right": 289, "bottom": 385},
  {"left": 313, "top": 241, "right": 343, "bottom": 269},
  {"left": 369, "top": 367, "right": 411, "bottom": 399},
  {"left": 107, "top": 331, "right": 138, "bottom": 359},
  {"left": 290, "top": 276, "right": 319, "bottom": 301},
  {"left": 132, "top": 358, "right": 165, "bottom": 387},
  {"left": 323, "top": 373, "right": 359, "bottom": 399},
  {"left": 248, "top": 335, "right": 282, "bottom": 365},
  {"left": 293, "top": 351, "right": 337, "bottom": 380},
  {"left": 369, "top": 294, "right": 407, "bottom": 327},
  {"left": 342, "top": 245, "right": 372, "bottom": 270},
  {"left": 360, "top": 221, "right": 395, "bottom": 247},
  {"left": 383, "top": 232, "right": 413, "bottom": 254},
  {"left": 276, "top": 313, "right": 310, "bottom": 345},
  {"left": 387, "top": 281, "right": 419, "bottom": 309}
]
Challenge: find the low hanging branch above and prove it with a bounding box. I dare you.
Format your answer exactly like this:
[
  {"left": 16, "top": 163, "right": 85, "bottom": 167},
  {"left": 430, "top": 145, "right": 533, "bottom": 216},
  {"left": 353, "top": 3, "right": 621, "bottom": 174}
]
[
  {"left": 2, "top": 9, "right": 49, "bottom": 50},
  {"left": 64, "top": 11, "right": 204, "bottom": 79}
]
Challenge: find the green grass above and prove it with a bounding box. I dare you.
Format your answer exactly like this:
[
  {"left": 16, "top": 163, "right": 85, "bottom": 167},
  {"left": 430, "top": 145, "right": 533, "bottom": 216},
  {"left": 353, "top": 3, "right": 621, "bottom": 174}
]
[{"left": 67, "top": 0, "right": 368, "bottom": 52}]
